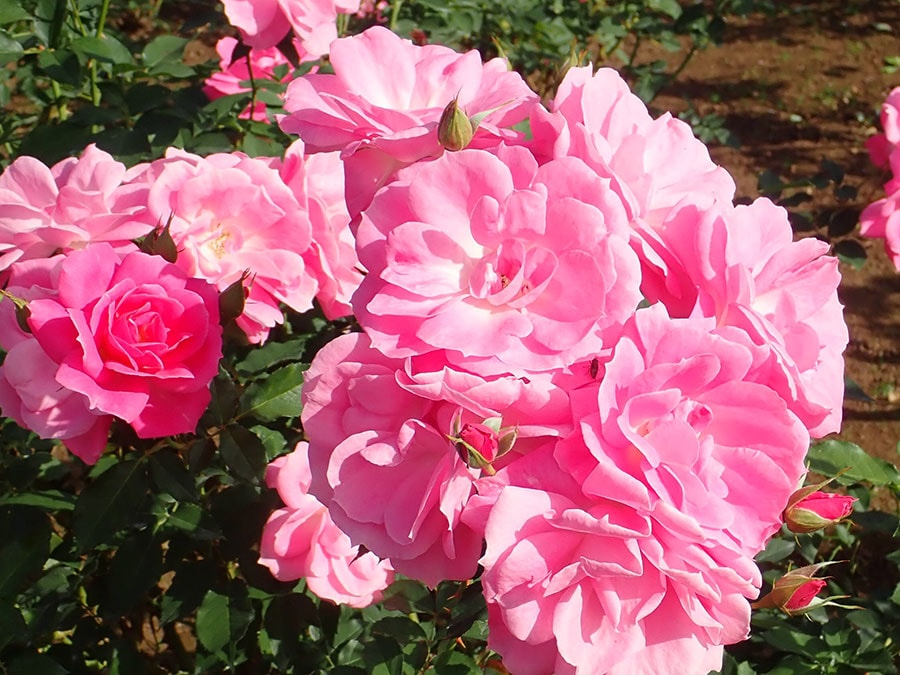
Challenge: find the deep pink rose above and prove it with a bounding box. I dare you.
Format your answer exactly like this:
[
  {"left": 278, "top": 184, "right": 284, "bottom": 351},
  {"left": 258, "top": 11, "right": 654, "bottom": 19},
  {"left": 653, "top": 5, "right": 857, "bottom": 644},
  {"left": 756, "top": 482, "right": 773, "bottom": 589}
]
[
  {"left": 529, "top": 66, "right": 735, "bottom": 228},
  {"left": 221, "top": 0, "right": 360, "bottom": 55},
  {"left": 0, "top": 144, "right": 154, "bottom": 271},
  {"left": 353, "top": 145, "right": 641, "bottom": 375},
  {"left": 259, "top": 443, "right": 394, "bottom": 607},
  {"left": 0, "top": 245, "right": 221, "bottom": 462},
  {"left": 128, "top": 147, "right": 318, "bottom": 343},
  {"left": 300, "top": 332, "right": 569, "bottom": 586},
  {"left": 635, "top": 198, "right": 847, "bottom": 437},
  {"left": 280, "top": 26, "right": 539, "bottom": 215},
  {"left": 202, "top": 36, "right": 295, "bottom": 122}
]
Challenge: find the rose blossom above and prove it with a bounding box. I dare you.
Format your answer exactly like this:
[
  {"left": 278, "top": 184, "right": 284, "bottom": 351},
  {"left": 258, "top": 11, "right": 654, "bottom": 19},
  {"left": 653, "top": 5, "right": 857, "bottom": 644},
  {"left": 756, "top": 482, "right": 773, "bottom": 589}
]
[
  {"left": 280, "top": 26, "right": 539, "bottom": 216},
  {"left": 202, "top": 36, "right": 295, "bottom": 122},
  {"left": 0, "top": 144, "right": 154, "bottom": 272},
  {"left": 0, "top": 244, "right": 222, "bottom": 464},
  {"left": 221, "top": 0, "right": 360, "bottom": 56},
  {"left": 861, "top": 87, "right": 900, "bottom": 270},
  {"left": 478, "top": 305, "right": 809, "bottom": 674},
  {"left": 352, "top": 145, "right": 642, "bottom": 375},
  {"left": 300, "top": 331, "right": 569, "bottom": 586},
  {"left": 635, "top": 197, "right": 847, "bottom": 437},
  {"left": 529, "top": 66, "right": 735, "bottom": 228},
  {"left": 128, "top": 146, "right": 318, "bottom": 343},
  {"left": 865, "top": 86, "right": 900, "bottom": 169},
  {"left": 259, "top": 442, "right": 394, "bottom": 607},
  {"left": 278, "top": 141, "right": 363, "bottom": 319}
]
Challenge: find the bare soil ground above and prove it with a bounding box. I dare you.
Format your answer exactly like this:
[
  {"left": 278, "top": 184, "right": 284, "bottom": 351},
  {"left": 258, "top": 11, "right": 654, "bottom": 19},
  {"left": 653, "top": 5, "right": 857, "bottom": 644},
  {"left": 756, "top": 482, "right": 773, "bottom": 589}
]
[{"left": 651, "top": 0, "right": 900, "bottom": 464}]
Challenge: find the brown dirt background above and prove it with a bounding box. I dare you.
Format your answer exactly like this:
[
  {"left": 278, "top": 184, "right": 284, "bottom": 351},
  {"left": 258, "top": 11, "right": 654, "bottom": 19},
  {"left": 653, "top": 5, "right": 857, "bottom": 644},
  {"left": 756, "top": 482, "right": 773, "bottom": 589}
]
[{"left": 649, "top": 1, "right": 900, "bottom": 465}]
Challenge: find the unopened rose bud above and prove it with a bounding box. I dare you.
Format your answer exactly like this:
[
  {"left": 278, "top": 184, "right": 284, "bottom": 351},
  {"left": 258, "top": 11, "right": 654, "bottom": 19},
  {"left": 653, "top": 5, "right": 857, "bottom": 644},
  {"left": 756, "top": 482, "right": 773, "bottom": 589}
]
[
  {"left": 783, "top": 488, "right": 856, "bottom": 534},
  {"left": 219, "top": 270, "right": 251, "bottom": 325},
  {"left": 457, "top": 422, "right": 499, "bottom": 464},
  {"left": 752, "top": 562, "right": 849, "bottom": 617},
  {"left": 138, "top": 214, "right": 178, "bottom": 263},
  {"left": 438, "top": 98, "right": 475, "bottom": 152}
]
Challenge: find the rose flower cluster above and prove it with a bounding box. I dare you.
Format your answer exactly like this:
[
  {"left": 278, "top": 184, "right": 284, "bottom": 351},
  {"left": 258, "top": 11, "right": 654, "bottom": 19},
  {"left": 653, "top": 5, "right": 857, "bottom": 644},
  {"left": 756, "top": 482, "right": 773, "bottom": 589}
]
[
  {"left": 0, "top": 137, "right": 361, "bottom": 462},
  {"left": 861, "top": 86, "right": 900, "bottom": 267},
  {"left": 0, "top": 14, "right": 849, "bottom": 674},
  {"left": 261, "top": 25, "right": 849, "bottom": 674}
]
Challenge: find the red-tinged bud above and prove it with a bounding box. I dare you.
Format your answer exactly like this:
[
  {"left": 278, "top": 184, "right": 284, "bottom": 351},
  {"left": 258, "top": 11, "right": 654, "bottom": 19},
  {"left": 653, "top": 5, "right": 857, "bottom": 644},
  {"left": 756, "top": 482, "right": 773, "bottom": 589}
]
[
  {"left": 458, "top": 422, "right": 499, "bottom": 463},
  {"left": 437, "top": 98, "right": 475, "bottom": 152},
  {"left": 783, "top": 489, "right": 856, "bottom": 534},
  {"left": 752, "top": 562, "right": 843, "bottom": 616}
]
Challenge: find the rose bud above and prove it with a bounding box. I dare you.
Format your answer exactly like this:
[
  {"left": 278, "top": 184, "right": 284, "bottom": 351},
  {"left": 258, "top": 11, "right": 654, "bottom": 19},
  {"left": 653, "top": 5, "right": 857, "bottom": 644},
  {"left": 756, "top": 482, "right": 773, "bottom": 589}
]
[
  {"left": 752, "top": 562, "right": 845, "bottom": 617},
  {"left": 437, "top": 97, "right": 474, "bottom": 152},
  {"left": 783, "top": 488, "right": 856, "bottom": 534}
]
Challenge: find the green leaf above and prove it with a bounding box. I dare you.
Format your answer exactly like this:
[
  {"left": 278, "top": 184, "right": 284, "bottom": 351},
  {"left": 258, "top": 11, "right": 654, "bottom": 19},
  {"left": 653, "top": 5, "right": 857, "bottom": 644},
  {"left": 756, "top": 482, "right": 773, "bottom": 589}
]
[
  {"left": 833, "top": 239, "right": 867, "bottom": 271},
  {"left": 250, "top": 425, "right": 289, "bottom": 461},
  {"left": 0, "top": 603, "right": 25, "bottom": 650},
  {"left": 72, "top": 35, "right": 133, "bottom": 65},
  {"left": 149, "top": 451, "right": 198, "bottom": 502},
  {"left": 0, "top": 29, "right": 23, "bottom": 66},
  {"left": 142, "top": 34, "right": 188, "bottom": 67},
  {"left": 808, "top": 440, "right": 900, "bottom": 486},
  {"left": 0, "top": 489, "right": 75, "bottom": 511},
  {"left": 105, "top": 529, "right": 163, "bottom": 615},
  {"left": 239, "top": 362, "right": 306, "bottom": 421},
  {"left": 160, "top": 558, "right": 216, "bottom": 624},
  {"left": 218, "top": 424, "right": 268, "bottom": 484},
  {"left": 72, "top": 459, "right": 150, "bottom": 550},
  {"left": 235, "top": 336, "right": 309, "bottom": 376},
  {"left": 195, "top": 587, "right": 255, "bottom": 654},
  {"left": 0, "top": 4, "right": 30, "bottom": 23},
  {"left": 162, "top": 503, "right": 221, "bottom": 541},
  {"left": 0, "top": 507, "right": 51, "bottom": 599},
  {"left": 755, "top": 535, "right": 795, "bottom": 563}
]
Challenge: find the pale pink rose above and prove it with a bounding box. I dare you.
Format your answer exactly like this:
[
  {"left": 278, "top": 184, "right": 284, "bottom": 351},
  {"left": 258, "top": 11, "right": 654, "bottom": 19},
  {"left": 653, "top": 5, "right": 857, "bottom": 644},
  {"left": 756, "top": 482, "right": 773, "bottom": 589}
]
[
  {"left": 0, "top": 144, "right": 155, "bottom": 271},
  {"left": 635, "top": 198, "right": 847, "bottom": 437},
  {"left": 860, "top": 186, "right": 900, "bottom": 269},
  {"left": 221, "top": 0, "right": 360, "bottom": 55},
  {"left": 0, "top": 244, "right": 221, "bottom": 462},
  {"left": 129, "top": 147, "right": 317, "bottom": 343},
  {"left": 278, "top": 141, "right": 363, "bottom": 319},
  {"left": 259, "top": 442, "right": 394, "bottom": 607},
  {"left": 479, "top": 306, "right": 808, "bottom": 674},
  {"left": 352, "top": 145, "right": 641, "bottom": 375},
  {"left": 865, "top": 86, "right": 900, "bottom": 168},
  {"left": 300, "top": 331, "right": 569, "bottom": 586},
  {"left": 280, "top": 26, "right": 539, "bottom": 215},
  {"left": 530, "top": 66, "right": 735, "bottom": 228},
  {"left": 202, "top": 36, "right": 295, "bottom": 122}
]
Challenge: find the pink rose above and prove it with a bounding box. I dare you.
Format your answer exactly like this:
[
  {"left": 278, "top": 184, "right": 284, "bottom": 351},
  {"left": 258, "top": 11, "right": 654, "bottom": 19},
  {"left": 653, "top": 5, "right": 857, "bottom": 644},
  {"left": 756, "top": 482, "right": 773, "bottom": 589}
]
[
  {"left": 280, "top": 26, "right": 539, "bottom": 215},
  {"left": 128, "top": 147, "right": 318, "bottom": 343},
  {"left": 353, "top": 145, "right": 641, "bottom": 375},
  {"left": 865, "top": 86, "right": 900, "bottom": 168},
  {"left": 221, "top": 0, "right": 360, "bottom": 55},
  {"left": 529, "top": 66, "right": 735, "bottom": 228},
  {"left": 301, "top": 332, "right": 569, "bottom": 586},
  {"left": 278, "top": 141, "right": 363, "bottom": 319},
  {"left": 202, "top": 36, "right": 295, "bottom": 122},
  {"left": 753, "top": 563, "right": 832, "bottom": 617},
  {"left": 0, "top": 144, "right": 154, "bottom": 271},
  {"left": 478, "top": 305, "right": 809, "bottom": 673},
  {"left": 259, "top": 443, "right": 394, "bottom": 607},
  {"left": 636, "top": 198, "right": 847, "bottom": 437},
  {"left": 0, "top": 244, "right": 221, "bottom": 463}
]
